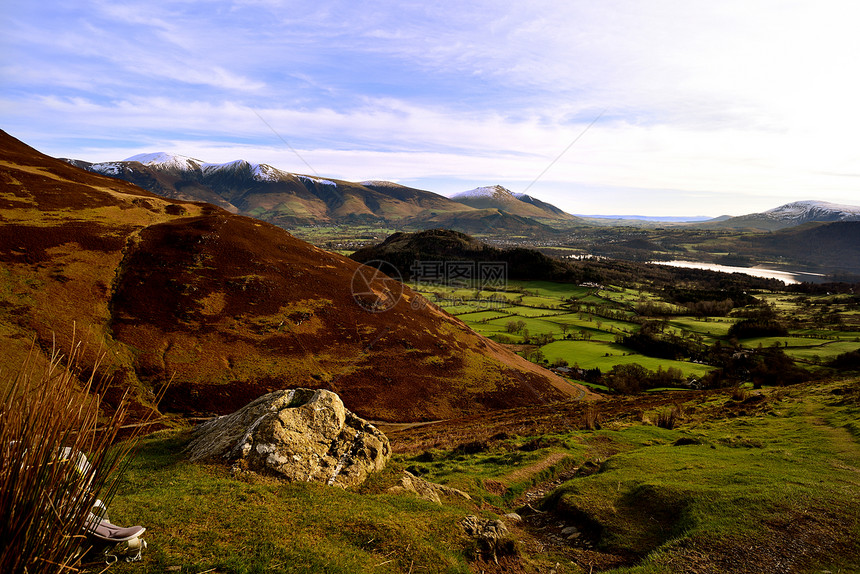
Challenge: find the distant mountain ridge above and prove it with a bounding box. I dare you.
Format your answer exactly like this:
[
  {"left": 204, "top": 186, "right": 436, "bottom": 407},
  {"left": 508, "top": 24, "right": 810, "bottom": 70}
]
[
  {"left": 709, "top": 200, "right": 860, "bottom": 231},
  {"left": 64, "top": 154, "right": 582, "bottom": 233}
]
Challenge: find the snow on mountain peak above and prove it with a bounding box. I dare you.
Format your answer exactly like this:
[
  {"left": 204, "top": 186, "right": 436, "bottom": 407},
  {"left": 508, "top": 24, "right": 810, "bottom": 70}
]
[
  {"left": 199, "top": 160, "right": 290, "bottom": 182},
  {"left": 451, "top": 185, "right": 517, "bottom": 201},
  {"left": 763, "top": 200, "right": 860, "bottom": 220},
  {"left": 124, "top": 152, "right": 203, "bottom": 171}
]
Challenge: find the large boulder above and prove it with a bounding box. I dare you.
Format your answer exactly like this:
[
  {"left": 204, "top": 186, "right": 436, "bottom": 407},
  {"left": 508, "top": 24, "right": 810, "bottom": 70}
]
[{"left": 186, "top": 388, "right": 391, "bottom": 487}]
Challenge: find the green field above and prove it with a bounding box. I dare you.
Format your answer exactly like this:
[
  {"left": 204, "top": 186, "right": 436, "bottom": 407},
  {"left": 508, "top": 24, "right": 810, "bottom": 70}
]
[
  {"left": 416, "top": 276, "right": 860, "bottom": 387},
  {"left": 666, "top": 317, "right": 736, "bottom": 338},
  {"left": 541, "top": 340, "right": 714, "bottom": 377}
]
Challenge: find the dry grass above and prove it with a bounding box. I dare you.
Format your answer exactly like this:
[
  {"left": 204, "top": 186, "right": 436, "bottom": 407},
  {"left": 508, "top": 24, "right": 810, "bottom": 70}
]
[
  {"left": 0, "top": 333, "right": 146, "bottom": 574},
  {"left": 731, "top": 385, "right": 751, "bottom": 402},
  {"left": 654, "top": 404, "right": 684, "bottom": 430},
  {"left": 583, "top": 403, "right": 601, "bottom": 430}
]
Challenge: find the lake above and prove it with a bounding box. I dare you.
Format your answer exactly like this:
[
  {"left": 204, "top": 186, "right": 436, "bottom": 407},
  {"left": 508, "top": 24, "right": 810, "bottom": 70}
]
[{"left": 653, "top": 260, "right": 827, "bottom": 285}]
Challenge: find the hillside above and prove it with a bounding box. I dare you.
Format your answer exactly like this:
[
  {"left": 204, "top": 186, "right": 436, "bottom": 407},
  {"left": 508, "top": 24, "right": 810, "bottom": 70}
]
[
  {"left": 0, "top": 130, "right": 586, "bottom": 422},
  {"left": 736, "top": 221, "right": 860, "bottom": 276}
]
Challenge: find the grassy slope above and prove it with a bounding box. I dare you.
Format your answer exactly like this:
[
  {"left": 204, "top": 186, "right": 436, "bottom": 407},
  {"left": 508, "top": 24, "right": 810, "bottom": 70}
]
[{"left": 103, "top": 378, "right": 860, "bottom": 574}]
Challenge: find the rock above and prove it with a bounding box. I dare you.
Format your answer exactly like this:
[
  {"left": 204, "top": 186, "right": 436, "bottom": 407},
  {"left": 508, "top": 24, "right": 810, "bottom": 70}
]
[
  {"left": 560, "top": 526, "right": 579, "bottom": 535},
  {"left": 460, "top": 515, "right": 516, "bottom": 564},
  {"left": 388, "top": 471, "right": 472, "bottom": 504},
  {"left": 186, "top": 388, "right": 391, "bottom": 487},
  {"left": 503, "top": 512, "right": 522, "bottom": 523}
]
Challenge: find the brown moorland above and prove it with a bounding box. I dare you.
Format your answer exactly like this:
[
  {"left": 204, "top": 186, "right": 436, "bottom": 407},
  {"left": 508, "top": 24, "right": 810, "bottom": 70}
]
[{"left": 0, "top": 130, "right": 589, "bottom": 422}]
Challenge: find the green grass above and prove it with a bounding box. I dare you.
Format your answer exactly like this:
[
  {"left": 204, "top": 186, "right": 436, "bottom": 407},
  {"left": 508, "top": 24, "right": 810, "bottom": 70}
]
[
  {"left": 541, "top": 340, "right": 714, "bottom": 377},
  {"left": 545, "top": 382, "right": 860, "bottom": 572},
  {"left": 666, "top": 317, "right": 736, "bottom": 338},
  {"left": 108, "top": 431, "right": 474, "bottom": 574}
]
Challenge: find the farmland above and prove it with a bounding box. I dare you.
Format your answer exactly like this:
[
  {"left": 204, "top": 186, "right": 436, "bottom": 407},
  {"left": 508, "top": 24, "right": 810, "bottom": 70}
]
[{"left": 413, "top": 278, "right": 860, "bottom": 390}]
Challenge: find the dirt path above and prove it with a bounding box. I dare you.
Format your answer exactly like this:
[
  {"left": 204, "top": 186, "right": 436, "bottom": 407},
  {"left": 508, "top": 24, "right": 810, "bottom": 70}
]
[
  {"left": 500, "top": 451, "right": 568, "bottom": 486},
  {"left": 373, "top": 419, "right": 445, "bottom": 434}
]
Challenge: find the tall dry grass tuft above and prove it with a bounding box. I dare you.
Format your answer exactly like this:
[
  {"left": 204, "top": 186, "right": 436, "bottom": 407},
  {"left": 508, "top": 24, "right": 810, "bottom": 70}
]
[
  {"left": 731, "top": 385, "right": 750, "bottom": 402},
  {"left": 654, "top": 404, "right": 684, "bottom": 430},
  {"left": 1, "top": 335, "right": 144, "bottom": 574},
  {"left": 583, "top": 403, "right": 601, "bottom": 430}
]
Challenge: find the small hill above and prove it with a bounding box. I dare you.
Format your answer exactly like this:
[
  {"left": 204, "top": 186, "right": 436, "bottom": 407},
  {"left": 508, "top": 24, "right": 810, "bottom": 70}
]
[
  {"left": 710, "top": 200, "right": 860, "bottom": 231},
  {"left": 449, "top": 184, "right": 582, "bottom": 222},
  {"left": 350, "top": 229, "right": 584, "bottom": 282},
  {"left": 1, "top": 130, "right": 586, "bottom": 422},
  {"left": 405, "top": 208, "right": 560, "bottom": 235}
]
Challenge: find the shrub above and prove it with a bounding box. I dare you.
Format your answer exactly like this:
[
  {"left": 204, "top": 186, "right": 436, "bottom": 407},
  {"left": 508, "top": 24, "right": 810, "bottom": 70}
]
[{"left": 0, "top": 338, "right": 145, "bottom": 573}]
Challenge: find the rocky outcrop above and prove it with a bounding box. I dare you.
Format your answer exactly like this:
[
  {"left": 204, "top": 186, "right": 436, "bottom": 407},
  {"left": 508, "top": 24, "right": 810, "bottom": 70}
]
[
  {"left": 387, "top": 471, "right": 472, "bottom": 504},
  {"left": 186, "top": 388, "right": 390, "bottom": 488}
]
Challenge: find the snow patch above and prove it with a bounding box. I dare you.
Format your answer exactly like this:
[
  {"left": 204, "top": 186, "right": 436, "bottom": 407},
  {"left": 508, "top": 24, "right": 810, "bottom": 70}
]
[
  {"left": 90, "top": 162, "right": 122, "bottom": 175},
  {"left": 298, "top": 174, "right": 336, "bottom": 186},
  {"left": 360, "top": 180, "right": 400, "bottom": 187},
  {"left": 124, "top": 152, "right": 203, "bottom": 171}
]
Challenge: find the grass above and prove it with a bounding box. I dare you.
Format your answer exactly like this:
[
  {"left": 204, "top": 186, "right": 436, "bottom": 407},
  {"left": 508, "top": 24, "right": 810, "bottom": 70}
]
[
  {"left": 108, "top": 431, "right": 476, "bottom": 574},
  {"left": 541, "top": 340, "right": 714, "bottom": 378},
  {"left": 544, "top": 381, "right": 860, "bottom": 572},
  {"left": 94, "top": 379, "right": 860, "bottom": 573}
]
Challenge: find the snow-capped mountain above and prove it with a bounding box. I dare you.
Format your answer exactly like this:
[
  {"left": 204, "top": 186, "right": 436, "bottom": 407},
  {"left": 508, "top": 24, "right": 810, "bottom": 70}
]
[
  {"left": 448, "top": 185, "right": 578, "bottom": 221},
  {"left": 450, "top": 185, "right": 519, "bottom": 202},
  {"left": 714, "top": 200, "right": 860, "bottom": 230},
  {"left": 124, "top": 152, "right": 204, "bottom": 172},
  {"left": 63, "top": 152, "right": 481, "bottom": 227},
  {"left": 762, "top": 201, "right": 860, "bottom": 222}
]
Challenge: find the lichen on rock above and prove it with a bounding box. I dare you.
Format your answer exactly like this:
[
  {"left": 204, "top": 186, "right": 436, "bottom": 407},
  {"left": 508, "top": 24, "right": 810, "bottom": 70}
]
[{"left": 186, "top": 388, "right": 391, "bottom": 487}]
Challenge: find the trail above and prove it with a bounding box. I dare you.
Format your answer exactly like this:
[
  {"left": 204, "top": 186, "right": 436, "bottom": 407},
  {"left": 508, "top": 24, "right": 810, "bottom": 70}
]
[{"left": 501, "top": 451, "right": 568, "bottom": 486}]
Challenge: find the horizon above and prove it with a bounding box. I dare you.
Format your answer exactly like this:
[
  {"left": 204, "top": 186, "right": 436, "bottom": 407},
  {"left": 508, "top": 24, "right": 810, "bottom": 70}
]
[{"left": 2, "top": 1, "right": 859, "bottom": 217}]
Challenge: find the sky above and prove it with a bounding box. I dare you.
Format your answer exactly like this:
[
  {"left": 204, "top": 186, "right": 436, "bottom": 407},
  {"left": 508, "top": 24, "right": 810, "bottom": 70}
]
[{"left": 2, "top": 0, "right": 859, "bottom": 217}]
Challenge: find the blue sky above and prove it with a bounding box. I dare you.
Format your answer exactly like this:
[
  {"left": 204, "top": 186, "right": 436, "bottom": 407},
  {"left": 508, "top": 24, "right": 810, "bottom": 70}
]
[{"left": 2, "top": 0, "right": 859, "bottom": 216}]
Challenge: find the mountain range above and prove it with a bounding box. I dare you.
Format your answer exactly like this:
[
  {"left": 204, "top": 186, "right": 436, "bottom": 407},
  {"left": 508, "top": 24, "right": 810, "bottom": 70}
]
[
  {"left": 65, "top": 153, "right": 583, "bottom": 233},
  {"left": 66, "top": 152, "right": 860, "bottom": 235},
  {"left": 1, "top": 130, "right": 586, "bottom": 422}
]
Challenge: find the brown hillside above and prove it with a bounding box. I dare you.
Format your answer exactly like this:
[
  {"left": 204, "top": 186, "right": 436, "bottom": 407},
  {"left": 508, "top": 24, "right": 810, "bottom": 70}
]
[{"left": 0, "top": 130, "right": 587, "bottom": 421}]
